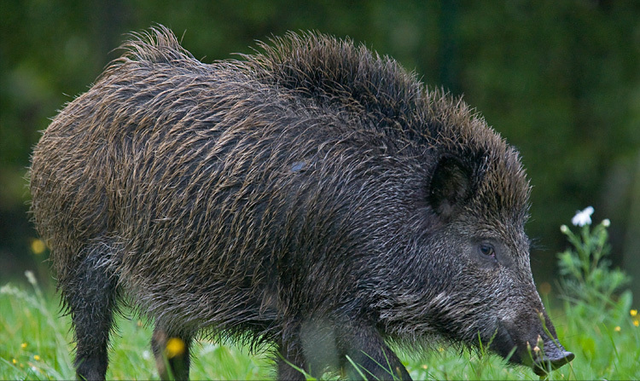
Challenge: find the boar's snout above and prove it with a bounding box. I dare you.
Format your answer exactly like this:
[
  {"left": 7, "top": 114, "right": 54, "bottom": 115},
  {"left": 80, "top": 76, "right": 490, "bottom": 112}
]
[
  {"left": 530, "top": 339, "right": 574, "bottom": 376},
  {"left": 492, "top": 311, "right": 574, "bottom": 375}
]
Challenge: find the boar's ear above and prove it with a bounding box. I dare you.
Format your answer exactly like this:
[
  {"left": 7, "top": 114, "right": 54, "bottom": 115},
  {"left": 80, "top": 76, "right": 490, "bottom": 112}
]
[{"left": 428, "top": 156, "right": 473, "bottom": 220}]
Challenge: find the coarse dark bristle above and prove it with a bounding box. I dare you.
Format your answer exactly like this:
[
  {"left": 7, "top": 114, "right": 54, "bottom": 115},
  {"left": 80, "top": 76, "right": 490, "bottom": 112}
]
[
  {"left": 243, "top": 30, "right": 531, "bottom": 223},
  {"left": 28, "top": 26, "right": 555, "bottom": 381},
  {"left": 116, "top": 27, "right": 530, "bottom": 223}
]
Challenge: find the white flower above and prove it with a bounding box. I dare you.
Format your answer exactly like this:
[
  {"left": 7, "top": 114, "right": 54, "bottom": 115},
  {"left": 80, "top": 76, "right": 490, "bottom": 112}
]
[{"left": 572, "top": 206, "right": 594, "bottom": 227}]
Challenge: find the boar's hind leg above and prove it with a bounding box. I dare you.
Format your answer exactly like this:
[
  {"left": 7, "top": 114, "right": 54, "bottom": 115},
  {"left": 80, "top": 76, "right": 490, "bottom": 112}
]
[
  {"left": 151, "top": 323, "right": 192, "bottom": 380},
  {"left": 65, "top": 242, "right": 119, "bottom": 381},
  {"left": 338, "top": 324, "right": 412, "bottom": 381}
]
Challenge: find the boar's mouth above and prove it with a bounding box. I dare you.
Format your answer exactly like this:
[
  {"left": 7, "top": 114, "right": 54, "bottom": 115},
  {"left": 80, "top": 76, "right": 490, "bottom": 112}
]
[
  {"left": 491, "top": 322, "right": 574, "bottom": 376},
  {"left": 529, "top": 340, "right": 575, "bottom": 376}
]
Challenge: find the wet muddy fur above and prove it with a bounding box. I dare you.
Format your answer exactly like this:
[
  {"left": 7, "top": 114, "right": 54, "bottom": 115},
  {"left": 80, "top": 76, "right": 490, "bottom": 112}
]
[{"left": 29, "top": 26, "right": 573, "bottom": 380}]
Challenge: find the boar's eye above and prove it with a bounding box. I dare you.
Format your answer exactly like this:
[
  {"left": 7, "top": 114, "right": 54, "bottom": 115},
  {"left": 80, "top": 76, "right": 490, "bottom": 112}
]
[{"left": 478, "top": 243, "right": 496, "bottom": 259}]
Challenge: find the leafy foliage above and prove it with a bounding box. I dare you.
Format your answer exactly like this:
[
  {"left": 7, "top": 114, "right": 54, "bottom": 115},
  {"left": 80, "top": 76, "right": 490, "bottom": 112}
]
[
  {"left": 557, "top": 217, "right": 630, "bottom": 308},
  {"left": 553, "top": 209, "right": 639, "bottom": 380}
]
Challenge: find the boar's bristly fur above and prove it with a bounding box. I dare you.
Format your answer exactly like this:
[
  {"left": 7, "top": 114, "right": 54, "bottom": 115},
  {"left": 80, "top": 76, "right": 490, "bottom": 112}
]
[{"left": 29, "top": 26, "right": 572, "bottom": 380}]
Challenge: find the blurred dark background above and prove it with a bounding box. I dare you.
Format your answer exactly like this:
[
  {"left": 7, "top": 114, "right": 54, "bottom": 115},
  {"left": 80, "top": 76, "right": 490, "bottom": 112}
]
[{"left": 1, "top": 0, "right": 639, "bottom": 297}]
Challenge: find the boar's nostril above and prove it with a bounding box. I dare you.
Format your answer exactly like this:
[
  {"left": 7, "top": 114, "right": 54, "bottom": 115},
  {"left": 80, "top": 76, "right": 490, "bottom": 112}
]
[{"left": 533, "top": 350, "right": 574, "bottom": 376}]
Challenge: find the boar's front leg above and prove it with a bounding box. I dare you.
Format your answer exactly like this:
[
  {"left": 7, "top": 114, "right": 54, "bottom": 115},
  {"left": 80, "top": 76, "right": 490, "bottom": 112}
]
[
  {"left": 338, "top": 323, "right": 412, "bottom": 380},
  {"left": 277, "top": 318, "right": 411, "bottom": 380},
  {"left": 276, "top": 335, "right": 307, "bottom": 381}
]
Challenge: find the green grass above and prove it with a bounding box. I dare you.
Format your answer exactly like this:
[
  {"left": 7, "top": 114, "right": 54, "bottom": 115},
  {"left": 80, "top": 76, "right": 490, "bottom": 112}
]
[
  {"left": 1, "top": 273, "right": 638, "bottom": 380},
  {"left": 0, "top": 275, "right": 273, "bottom": 380},
  {"left": 2, "top": 214, "right": 639, "bottom": 380}
]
